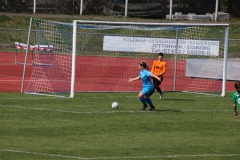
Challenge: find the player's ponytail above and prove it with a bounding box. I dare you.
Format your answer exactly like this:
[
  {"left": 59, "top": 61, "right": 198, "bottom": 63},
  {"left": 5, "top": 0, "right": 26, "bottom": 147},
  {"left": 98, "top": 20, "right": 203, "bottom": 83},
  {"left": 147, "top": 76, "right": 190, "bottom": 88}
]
[{"left": 139, "top": 61, "right": 149, "bottom": 70}]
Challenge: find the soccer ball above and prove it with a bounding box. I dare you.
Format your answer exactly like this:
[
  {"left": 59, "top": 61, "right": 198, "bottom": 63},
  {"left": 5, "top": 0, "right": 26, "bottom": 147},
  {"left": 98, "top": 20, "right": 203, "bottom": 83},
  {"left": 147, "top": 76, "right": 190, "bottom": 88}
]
[{"left": 111, "top": 102, "right": 119, "bottom": 109}]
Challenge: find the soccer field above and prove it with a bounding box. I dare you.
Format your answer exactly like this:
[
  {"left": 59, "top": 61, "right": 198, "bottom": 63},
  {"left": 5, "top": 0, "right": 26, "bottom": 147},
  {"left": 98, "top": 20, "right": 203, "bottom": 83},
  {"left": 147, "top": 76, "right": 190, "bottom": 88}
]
[{"left": 0, "top": 92, "right": 239, "bottom": 160}]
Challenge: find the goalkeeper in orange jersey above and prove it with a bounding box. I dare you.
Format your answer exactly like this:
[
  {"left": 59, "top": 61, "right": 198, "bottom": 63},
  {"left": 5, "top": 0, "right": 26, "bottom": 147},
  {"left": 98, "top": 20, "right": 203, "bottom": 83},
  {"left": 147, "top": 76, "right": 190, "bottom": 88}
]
[
  {"left": 232, "top": 81, "right": 240, "bottom": 117},
  {"left": 150, "top": 52, "right": 166, "bottom": 99}
]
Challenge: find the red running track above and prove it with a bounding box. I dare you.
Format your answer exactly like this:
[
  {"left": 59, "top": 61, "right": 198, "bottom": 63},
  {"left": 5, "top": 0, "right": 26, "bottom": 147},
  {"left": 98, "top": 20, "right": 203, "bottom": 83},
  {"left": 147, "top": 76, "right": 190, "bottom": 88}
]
[{"left": 0, "top": 52, "right": 236, "bottom": 93}]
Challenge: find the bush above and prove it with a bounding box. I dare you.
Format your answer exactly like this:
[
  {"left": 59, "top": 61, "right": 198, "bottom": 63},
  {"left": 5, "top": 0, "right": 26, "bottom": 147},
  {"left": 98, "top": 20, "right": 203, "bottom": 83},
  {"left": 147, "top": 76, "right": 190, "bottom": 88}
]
[{"left": 0, "top": 15, "right": 11, "bottom": 23}]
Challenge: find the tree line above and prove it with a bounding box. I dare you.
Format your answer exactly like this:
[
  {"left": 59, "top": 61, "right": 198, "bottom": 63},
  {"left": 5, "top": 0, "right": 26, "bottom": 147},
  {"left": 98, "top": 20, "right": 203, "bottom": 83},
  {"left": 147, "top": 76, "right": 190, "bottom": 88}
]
[{"left": 0, "top": 0, "right": 239, "bottom": 18}]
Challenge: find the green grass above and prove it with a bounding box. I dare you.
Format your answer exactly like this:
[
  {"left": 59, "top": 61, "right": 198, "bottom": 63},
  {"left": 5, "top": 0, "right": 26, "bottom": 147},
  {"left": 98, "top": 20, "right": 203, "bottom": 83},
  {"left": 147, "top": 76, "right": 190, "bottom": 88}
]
[{"left": 0, "top": 92, "right": 239, "bottom": 160}]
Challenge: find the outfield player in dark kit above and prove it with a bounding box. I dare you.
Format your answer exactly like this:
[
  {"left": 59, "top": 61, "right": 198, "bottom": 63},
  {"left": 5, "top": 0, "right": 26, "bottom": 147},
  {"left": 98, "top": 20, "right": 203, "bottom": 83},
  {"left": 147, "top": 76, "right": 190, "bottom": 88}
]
[{"left": 232, "top": 81, "right": 240, "bottom": 117}]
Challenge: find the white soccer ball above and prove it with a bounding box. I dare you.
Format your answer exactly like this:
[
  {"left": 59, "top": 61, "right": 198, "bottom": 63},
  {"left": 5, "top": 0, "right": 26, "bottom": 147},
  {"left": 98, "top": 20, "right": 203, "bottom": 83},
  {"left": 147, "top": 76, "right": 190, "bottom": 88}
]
[{"left": 111, "top": 102, "right": 119, "bottom": 109}]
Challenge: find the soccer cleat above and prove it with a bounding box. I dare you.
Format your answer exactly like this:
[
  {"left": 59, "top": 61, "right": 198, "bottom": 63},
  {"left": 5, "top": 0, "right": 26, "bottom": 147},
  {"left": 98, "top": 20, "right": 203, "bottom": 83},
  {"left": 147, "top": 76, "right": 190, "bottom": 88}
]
[
  {"left": 142, "top": 105, "right": 148, "bottom": 111},
  {"left": 160, "top": 92, "right": 164, "bottom": 99},
  {"left": 149, "top": 106, "right": 155, "bottom": 111}
]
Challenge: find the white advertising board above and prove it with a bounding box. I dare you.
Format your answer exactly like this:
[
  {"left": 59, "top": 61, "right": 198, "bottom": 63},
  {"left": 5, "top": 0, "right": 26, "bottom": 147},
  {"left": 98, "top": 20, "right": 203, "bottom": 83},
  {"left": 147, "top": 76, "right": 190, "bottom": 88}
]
[
  {"left": 186, "top": 59, "right": 240, "bottom": 81},
  {"left": 103, "top": 36, "right": 220, "bottom": 56}
]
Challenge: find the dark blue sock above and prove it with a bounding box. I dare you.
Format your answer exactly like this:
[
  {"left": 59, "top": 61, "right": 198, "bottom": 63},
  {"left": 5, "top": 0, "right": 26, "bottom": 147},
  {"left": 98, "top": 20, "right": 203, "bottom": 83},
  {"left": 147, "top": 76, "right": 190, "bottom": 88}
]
[
  {"left": 146, "top": 97, "right": 154, "bottom": 107},
  {"left": 139, "top": 97, "right": 147, "bottom": 106}
]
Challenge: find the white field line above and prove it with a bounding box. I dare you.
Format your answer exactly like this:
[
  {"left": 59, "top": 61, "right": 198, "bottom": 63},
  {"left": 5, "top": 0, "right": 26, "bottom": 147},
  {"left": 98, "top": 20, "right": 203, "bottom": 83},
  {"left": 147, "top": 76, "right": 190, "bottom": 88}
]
[
  {"left": 0, "top": 63, "right": 16, "bottom": 66},
  {"left": 0, "top": 105, "right": 233, "bottom": 114},
  {"left": 0, "top": 79, "right": 65, "bottom": 82},
  {"left": 0, "top": 75, "right": 21, "bottom": 78},
  {"left": 0, "top": 80, "right": 22, "bottom": 82},
  {"left": 0, "top": 98, "right": 46, "bottom": 100},
  {"left": 0, "top": 94, "right": 224, "bottom": 100},
  {"left": 0, "top": 96, "right": 137, "bottom": 100},
  {"left": 0, "top": 149, "right": 239, "bottom": 159}
]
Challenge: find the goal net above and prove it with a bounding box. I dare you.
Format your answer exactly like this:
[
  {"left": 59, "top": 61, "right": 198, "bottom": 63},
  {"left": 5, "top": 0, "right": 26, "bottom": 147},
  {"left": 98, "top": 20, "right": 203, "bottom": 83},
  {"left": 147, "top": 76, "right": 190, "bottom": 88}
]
[{"left": 22, "top": 18, "right": 229, "bottom": 98}]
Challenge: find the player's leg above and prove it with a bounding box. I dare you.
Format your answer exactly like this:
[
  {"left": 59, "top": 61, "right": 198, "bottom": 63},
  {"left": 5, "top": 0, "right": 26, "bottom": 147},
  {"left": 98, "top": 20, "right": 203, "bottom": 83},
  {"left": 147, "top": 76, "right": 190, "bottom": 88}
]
[
  {"left": 153, "top": 78, "right": 162, "bottom": 94},
  {"left": 143, "top": 87, "right": 155, "bottom": 111},
  {"left": 138, "top": 91, "right": 148, "bottom": 110},
  {"left": 159, "top": 78, "right": 164, "bottom": 99},
  {"left": 154, "top": 77, "right": 164, "bottom": 99}
]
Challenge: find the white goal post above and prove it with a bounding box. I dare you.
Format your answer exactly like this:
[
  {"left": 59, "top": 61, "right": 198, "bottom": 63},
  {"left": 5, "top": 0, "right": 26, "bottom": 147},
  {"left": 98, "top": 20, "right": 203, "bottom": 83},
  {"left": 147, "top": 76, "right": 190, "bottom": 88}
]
[{"left": 22, "top": 18, "right": 229, "bottom": 98}]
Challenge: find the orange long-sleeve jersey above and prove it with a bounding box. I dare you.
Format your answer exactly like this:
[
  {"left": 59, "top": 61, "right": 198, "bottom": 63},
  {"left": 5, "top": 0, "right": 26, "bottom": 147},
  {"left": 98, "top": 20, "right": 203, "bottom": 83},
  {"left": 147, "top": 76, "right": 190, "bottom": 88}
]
[{"left": 151, "top": 60, "right": 166, "bottom": 78}]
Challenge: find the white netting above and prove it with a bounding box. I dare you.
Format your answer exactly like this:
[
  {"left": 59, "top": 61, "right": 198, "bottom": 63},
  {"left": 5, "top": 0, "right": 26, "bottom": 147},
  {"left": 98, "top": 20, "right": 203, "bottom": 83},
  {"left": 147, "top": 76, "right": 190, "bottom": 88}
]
[
  {"left": 24, "top": 19, "right": 73, "bottom": 96},
  {"left": 24, "top": 19, "right": 228, "bottom": 97}
]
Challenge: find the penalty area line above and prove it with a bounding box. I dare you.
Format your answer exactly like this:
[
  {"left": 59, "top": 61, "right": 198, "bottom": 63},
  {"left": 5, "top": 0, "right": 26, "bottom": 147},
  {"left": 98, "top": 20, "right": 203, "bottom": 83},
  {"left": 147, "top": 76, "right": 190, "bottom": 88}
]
[{"left": 0, "top": 149, "right": 239, "bottom": 159}]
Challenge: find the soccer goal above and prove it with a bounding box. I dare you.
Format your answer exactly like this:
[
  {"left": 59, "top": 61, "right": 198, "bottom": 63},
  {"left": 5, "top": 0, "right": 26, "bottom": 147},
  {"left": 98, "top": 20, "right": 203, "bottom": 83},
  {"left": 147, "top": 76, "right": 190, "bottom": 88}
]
[{"left": 22, "top": 18, "right": 229, "bottom": 98}]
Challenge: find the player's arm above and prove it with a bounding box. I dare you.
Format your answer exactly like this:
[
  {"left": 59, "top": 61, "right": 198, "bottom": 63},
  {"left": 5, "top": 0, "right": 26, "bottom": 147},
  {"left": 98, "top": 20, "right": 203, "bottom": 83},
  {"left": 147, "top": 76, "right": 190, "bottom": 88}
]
[
  {"left": 128, "top": 76, "right": 141, "bottom": 82},
  {"left": 233, "top": 103, "right": 238, "bottom": 117},
  {"left": 151, "top": 73, "right": 161, "bottom": 81},
  {"left": 232, "top": 93, "right": 238, "bottom": 117}
]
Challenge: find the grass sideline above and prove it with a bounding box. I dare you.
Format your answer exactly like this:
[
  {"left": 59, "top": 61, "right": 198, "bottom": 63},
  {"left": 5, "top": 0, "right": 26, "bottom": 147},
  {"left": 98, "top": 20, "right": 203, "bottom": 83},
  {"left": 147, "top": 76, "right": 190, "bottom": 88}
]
[{"left": 0, "top": 92, "right": 239, "bottom": 160}]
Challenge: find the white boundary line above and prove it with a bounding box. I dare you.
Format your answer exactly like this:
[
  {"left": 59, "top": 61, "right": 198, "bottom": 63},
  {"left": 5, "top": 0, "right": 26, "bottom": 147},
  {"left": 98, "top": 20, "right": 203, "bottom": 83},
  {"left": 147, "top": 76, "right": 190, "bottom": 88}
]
[
  {"left": 0, "top": 149, "right": 239, "bottom": 159},
  {"left": 0, "top": 94, "right": 228, "bottom": 100},
  {"left": 0, "top": 105, "right": 233, "bottom": 114},
  {"left": 0, "top": 96, "right": 137, "bottom": 100},
  {"left": 0, "top": 80, "right": 23, "bottom": 82}
]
